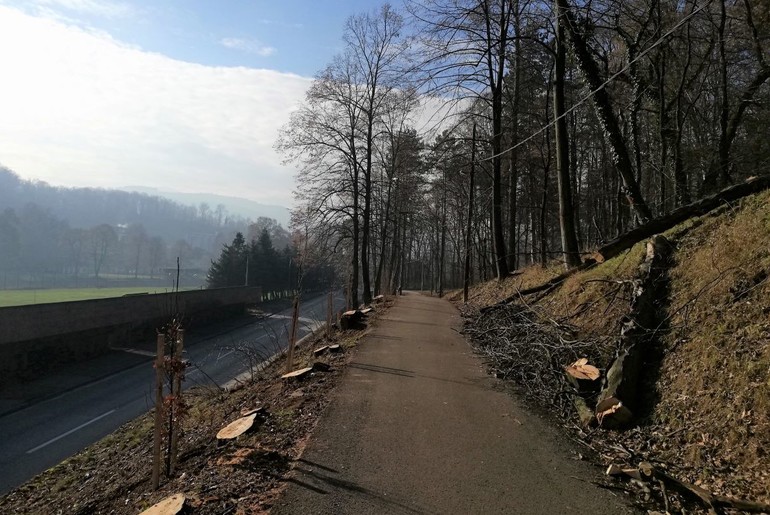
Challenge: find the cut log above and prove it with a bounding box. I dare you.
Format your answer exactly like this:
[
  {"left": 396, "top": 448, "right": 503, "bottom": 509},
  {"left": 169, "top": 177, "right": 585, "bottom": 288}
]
[
  {"left": 565, "top": 358, "right": 601, "bottom": 398},
  {"left": 281, "top": 367, "right": 312, "bottom": 380},
  {"left": 328, "top": 344, "right": 342, "bottom": 353},
  {"left": 565, "top": 358, "right": 600, "bottom": 381},
  {"left": 597, "top": 174, "right": 770, "bottom": 262},
  {"left": 595, "top": 396, "right": 633, "bottom": 428},
  {"left": 606, "top": 464, "right": 623, "bottom": 476},
  {"left": 340, "top": 310, "right": 366, "bottom": 330},
  {"left": 216, "top": 413, "right": 257, "bottom": 440},
  {"left": 373, "top": 294, "right": 385, "bottom": 302},
  {"left": 638, "top": 461, "right": 654, "bottom": 479},
  {"left": 139, "top": 494, "right": 186, "bottom": 515},
  {"left": 596, "top": 235, "right": 673, "bottom": 428},
  {"left": 360, "top": 307, "right": 374, "bottom": 314},
  {"left": 313, "top": 345, "right": 329, "bottom": 356},
  {"left": 621, "top": 467, "right": 642, "bottom": 481}
]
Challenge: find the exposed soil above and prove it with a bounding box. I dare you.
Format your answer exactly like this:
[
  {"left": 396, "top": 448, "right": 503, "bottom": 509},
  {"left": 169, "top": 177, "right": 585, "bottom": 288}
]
[{"left": 0, "top": 300, "right": 392, "bottom": 514}]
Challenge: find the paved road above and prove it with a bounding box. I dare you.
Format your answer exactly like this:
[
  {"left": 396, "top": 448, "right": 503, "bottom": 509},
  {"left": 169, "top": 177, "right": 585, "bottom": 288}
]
[
  {"left": 0, "top": 292, "right": 345, "bottom": 495},
  {"left": 273, "top": 292, "right": 634, "bottom": 515}
]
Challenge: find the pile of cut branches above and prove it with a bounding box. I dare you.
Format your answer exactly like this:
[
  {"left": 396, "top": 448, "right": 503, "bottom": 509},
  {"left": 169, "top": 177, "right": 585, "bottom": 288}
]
[{"left": 462, "top": 302, "right": 612, "bottom": 416}]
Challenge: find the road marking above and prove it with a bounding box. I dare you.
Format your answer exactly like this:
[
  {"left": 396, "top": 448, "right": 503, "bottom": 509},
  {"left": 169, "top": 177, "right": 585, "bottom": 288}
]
[
  {"left": 26, "top": 409, "right": 117, "bottom": 454},
  {"left": 114, "top": 347, "right": 156, "bottom": 357}
]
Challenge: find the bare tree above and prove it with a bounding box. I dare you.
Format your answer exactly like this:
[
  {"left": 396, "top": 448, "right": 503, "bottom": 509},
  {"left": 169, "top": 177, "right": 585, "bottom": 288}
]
[
  {"left": 87, "top": 224, "right": 117, "bottom": 281},
  {"left": 344, "top": 4, "right": 410, "bottom": 303},
  {"left": 410, "top": 0, "right": 515, "bottom": 280}
]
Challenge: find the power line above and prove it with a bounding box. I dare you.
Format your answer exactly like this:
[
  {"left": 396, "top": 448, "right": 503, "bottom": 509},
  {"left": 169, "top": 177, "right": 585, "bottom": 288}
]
[{"left": 479, "top": 0, "right": 712, "bottom": 163}]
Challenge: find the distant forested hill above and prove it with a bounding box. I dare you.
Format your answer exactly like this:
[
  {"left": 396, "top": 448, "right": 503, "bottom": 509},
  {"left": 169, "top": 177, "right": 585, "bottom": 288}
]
[
  {"left": 1, "top": 168, "right": 252, "bottom": 240},
  {"left": 121, "top": 187, "right": 290, "bottom": 228},
  {"left": 0, "top": 166, "right": 291, "bottom": 289}
]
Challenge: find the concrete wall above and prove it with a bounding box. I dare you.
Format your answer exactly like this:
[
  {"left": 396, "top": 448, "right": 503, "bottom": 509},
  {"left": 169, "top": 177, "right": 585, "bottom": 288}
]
[{"left": 0, "top": 287, "right": 261, "bottom": 385}]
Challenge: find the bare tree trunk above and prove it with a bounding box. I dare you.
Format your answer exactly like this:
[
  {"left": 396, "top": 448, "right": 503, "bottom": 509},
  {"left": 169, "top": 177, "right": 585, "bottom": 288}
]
[
  {"left": 507, "top": 0, "right": 522, "bottom": 272},
  {"left": 554, "top": 3, "right": 581, "bottom": 269},
  {"left": 439, "top": 178, "right": 447, "bottom": 296},
  {"left": 351, "top": 161, "right": 360, "bottom": 309},
  {"left": 374, "top": 175, "right": 394, "bottom": 295},
  {"left": 463, "top": 124, "right": 477, "bottom": 303},
  {"left": 703, "top": 0, "right": 770, "bottom": 192},
  {"left": 555, "top": 0, "right": 652, "bottom": 223},
  {"left": 361, "top": 120, "right": 373, "bottom": 305}
]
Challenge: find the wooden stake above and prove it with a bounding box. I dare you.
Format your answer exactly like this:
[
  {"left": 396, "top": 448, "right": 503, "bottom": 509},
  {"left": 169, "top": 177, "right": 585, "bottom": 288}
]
[
  {"left": 168, "top": 329, "right": 183, "bottom": 476},
  {"left": 151, "top": 333, "right": 165, "bottom": 490},
  {"left": 285, "top": 296, "right": 300, "bottom": 374}
]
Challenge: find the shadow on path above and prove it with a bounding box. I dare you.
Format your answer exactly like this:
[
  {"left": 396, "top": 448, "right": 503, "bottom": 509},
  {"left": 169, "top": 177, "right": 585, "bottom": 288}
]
[{"left": 288, "top": 465, "right": 437, "bottom": 515}]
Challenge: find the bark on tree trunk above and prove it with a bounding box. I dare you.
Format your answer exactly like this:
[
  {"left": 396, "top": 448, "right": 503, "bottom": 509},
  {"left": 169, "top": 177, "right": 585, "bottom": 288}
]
[
  {"left": 555, "top": 0, "right": 652, "bottom": 224},
  {"left": 554, "top": 4, "right": 581, "bottom": 269},
  {"left": 463, "top": 124, "right": 477, "bottom": 304}
]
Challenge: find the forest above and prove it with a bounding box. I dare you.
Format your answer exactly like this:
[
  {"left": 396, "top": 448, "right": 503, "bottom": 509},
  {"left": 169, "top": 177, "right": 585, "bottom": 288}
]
[
  {"left": 277, "top": 0, "right": 770, "bottom": 308},
  {"left": 0, "top": 167, "right": 291, "bottom": 290}
]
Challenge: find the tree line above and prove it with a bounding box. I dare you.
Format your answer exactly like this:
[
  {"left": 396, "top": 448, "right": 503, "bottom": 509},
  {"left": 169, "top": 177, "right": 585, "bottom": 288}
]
[
  {"left": 206, "top": 229, "right": 337, "bottom": 298},
  {"left": 277, "top": 0, "right": 769, "bottom": 306}
]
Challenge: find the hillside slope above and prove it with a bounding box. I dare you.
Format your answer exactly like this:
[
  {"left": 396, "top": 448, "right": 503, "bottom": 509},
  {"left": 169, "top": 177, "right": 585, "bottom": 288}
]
[{"left": 457, "top": 190, "right": 770, "bottom": 512}]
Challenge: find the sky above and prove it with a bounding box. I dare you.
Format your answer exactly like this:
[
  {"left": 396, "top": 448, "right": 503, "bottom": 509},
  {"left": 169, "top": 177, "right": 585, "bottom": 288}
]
[{"left": 0, "top": 0, "right": 384, "bottom": 207}]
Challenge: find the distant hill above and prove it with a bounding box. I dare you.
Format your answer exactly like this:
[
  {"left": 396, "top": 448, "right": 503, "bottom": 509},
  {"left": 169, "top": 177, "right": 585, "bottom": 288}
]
[
  {"left": 121, "top": 187, "right": 291, "bottom": 228},
  {"left": 0, "top": 166, "right": 294, "bottom": 288}
]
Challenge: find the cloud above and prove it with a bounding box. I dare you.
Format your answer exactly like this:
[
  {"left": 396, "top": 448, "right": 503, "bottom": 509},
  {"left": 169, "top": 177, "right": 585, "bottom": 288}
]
[
  {"left": 34, "top": 0, "right": 134, "bottom": 18},
  {"left": 220, "top": 37, "right": 277, "bottom": 57},
  {"left": 0, "top": 6, "right": 311, "bottom": 206}
]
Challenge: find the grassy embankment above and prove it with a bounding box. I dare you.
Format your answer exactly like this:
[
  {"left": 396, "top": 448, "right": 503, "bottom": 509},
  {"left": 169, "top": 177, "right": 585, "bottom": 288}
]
[{"left": 457, "top": 189, "right": 770, "bottom": 508}]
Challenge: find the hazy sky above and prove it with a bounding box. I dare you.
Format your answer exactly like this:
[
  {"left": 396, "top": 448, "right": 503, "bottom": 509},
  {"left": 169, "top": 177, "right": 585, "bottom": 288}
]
[{"left": 0, "top": 0, "right": 382, "bottom": 206}]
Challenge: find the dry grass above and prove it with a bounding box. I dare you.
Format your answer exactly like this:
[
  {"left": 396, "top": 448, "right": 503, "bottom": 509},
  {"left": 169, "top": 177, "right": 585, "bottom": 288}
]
[
  {"left": 539, "top": 243, "right": 647, "bottom": 349},
  {"left": 448, "top": 262, "right": 563, "bottom": 307},
  {"left": 651, "top": 191, "right": 770, "bottom": 503}
]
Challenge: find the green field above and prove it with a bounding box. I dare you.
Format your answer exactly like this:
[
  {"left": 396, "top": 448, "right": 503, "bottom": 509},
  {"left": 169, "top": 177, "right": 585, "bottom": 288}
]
[{"left": 0, "top": 287, "right": 192, "bottom": 308}]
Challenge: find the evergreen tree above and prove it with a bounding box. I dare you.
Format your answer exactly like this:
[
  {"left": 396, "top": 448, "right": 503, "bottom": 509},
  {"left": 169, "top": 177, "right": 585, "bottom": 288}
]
[{"left": 206, "top": 232, "right": 247, "bottom": 288}]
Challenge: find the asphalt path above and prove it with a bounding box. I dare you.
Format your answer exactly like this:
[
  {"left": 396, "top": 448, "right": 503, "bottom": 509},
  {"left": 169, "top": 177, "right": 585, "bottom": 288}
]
[
  {"left": 0, "top": 291, "right": 345, "bottom": 495},
  {"left": 273, "top": 292, "right": 635, "bottom": 514}
]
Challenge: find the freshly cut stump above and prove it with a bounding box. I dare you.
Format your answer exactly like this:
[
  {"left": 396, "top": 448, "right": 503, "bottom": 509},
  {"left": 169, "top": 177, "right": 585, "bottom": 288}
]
[
  {"left": 565, "top": 358, "right": 600, "bottom": 381},
  {"left": 281, "top": 367, "right": 313, "bottom": 380},
  {"left": 240, "top": 406, "right": 265, "bottom": 417},
  {"left": 139, "top": 494, "right": 185, "bottom": 515},
  {"left": 216, "top": 413, "right": 257, "bottom": 440}
]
